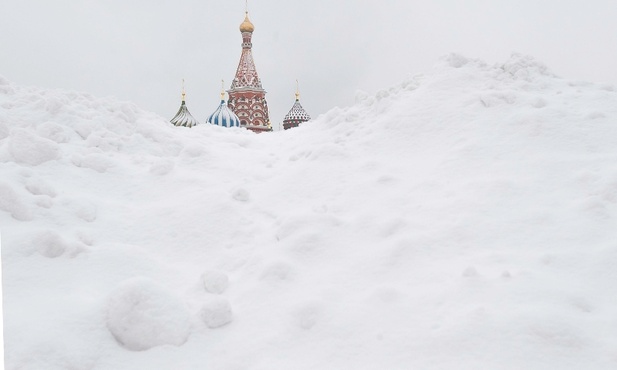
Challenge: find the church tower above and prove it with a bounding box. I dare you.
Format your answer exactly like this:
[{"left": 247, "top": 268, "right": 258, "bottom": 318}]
[{"left": 227, "top": 9, "right": 272, "bottom": 133}]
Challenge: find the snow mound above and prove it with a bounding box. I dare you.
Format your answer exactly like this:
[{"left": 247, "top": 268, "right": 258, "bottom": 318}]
[
  {"left": 9, "top": 129, "right": 60, "bottom": 166},
  {"left": 32, "top": 230, "right": 86, "bottom": 258},
  {"left": 106, "top": 278, "right": 192, "bottom": 351},
  {"left": 0, "top": 182, "right": 32, "bottom": 221},
  {"left": 2, "top": 54, "right": 617, "bottom": 369}
]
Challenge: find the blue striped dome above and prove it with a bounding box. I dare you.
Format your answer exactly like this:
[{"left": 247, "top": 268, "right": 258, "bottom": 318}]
[{"left": 207, "top": 99, "right": 241, "bottom": 128}]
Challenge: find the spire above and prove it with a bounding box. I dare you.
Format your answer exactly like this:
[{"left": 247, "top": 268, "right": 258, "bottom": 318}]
[
  {"left": 220, "top": 79, "right": 226, "bottom": 101},
  {"left": 240, "top": 1, "right": 255, "bottom": 34},
  {"left": 171, "top": 79, "right": 199, "bottom": 128},
  {"left": 295, "top": 79, "right": 300, "bottom": 101},
  {"left": 228, "top": 5, "right": 271, "bottom": 133}
]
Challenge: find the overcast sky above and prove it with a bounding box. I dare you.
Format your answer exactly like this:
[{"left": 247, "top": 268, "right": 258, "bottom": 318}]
[{"left": 1, "top": 0, "right": 616, "bottom": 129}]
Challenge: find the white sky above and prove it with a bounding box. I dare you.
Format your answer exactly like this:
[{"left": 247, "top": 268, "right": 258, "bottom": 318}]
[{"left": 1, "top": 0, "right": 616, "bottom": 128}]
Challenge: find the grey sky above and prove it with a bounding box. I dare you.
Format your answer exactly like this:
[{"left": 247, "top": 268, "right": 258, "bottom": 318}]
[{"left": 1, "top": 1, "right": 615, "bottom": 129}]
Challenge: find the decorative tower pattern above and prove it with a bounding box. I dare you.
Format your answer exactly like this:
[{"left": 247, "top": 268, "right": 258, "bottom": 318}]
[
  {"left": 283, "top": 81, "right": 311, "bottom": 130},
  {"left": 170, "top": 80, "right": 200, "bottom": 128},
  {"left": 227, "top": 10, "right": 272, "bottom": 133},
  {"left": 207, "top": 80, "right": 241, "bottom": 128}
]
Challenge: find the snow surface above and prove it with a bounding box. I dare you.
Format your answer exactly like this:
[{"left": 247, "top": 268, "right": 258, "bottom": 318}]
[{"left": 2, "top": 54, "right": 617, "bottom": 369}]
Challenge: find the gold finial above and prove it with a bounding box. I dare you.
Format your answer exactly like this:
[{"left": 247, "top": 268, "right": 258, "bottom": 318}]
[
  {"left": 220, "top": 79, "right": 225, "bottom": 100},
  {"left": 182, "top": 79, "right": 186, "bottom": 102},
  {"left": 240, "top": 2, "right": 255, "bottom": 33},
  {"left": 295, "top": 79, "right": 300, "bottom": 101}
]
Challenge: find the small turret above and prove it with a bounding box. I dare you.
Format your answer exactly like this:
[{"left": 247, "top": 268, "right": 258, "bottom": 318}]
[
  {"left": 170, "top": 79, "right": 200, "bottom": 128},
  {"left": 283, "top": 80, "right": 311, "bottom": 130}
]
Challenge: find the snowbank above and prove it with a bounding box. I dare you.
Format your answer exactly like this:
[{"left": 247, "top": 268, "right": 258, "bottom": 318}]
[{"left": 2, "top": 54, "right": 617, "bottom": 369}]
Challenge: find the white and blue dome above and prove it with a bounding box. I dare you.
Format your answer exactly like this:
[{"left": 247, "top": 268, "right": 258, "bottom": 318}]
[{"left": 207, "top": 97, "right": 241, "bottom": 128}]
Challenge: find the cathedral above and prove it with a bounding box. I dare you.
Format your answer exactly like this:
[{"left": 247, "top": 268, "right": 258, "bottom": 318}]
[{"left": 170, "top": 8, "right": 311, "bottom": 132}]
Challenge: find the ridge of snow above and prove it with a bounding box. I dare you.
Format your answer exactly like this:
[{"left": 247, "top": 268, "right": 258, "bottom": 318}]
[{"left": 2, "top": 54, "right": 617, "bottom": 369}]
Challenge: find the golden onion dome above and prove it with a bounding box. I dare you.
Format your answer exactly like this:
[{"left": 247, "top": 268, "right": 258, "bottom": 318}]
[{"left": 240, "top": 12, "right": 255, "bottom": 33}]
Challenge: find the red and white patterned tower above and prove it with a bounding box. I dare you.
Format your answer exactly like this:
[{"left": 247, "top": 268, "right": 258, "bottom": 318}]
[{"left": 227, "top": 11, "right": 271, "bottom": 133}]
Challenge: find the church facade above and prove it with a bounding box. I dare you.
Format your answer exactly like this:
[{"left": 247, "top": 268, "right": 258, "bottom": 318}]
[{"left": 170, "top": 9, "right": 311, "bottom": 132}]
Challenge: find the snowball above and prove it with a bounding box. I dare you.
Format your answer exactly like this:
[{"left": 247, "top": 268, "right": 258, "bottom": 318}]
[
  {"left": 202, "top": 271, "right": 229, "bottom": 294},
  {"left": 200, "top": 299, "right": 233, "bottom": 328},
  {"left": 36, "top": 122, "right": 69, "bottom": 143},
  {"left": 9, "top": 129, "right": 60, "bottom": 166},
  {"left": 106, "top": 278, "right": 191, "bottom": 351},
  {"left": 0, "top": 182, "right": 33, "bottom": 221}
]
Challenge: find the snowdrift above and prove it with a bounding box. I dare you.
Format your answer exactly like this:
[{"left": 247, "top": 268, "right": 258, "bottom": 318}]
[{"left": 1, "top": 54, "right": 617, "bottom": 370}]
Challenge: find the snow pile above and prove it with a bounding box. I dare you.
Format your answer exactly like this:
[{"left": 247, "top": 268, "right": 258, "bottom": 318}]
[
  {"left": 106, "top": 278, "right": 192, "bottom": 351},
  {"left": 2, "top": 54, "right": 617, "bottom": 369}
]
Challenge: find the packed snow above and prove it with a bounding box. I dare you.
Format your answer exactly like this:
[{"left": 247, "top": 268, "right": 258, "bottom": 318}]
[{"left": 2, "top": 54, "right": 617, "bottom": 369}]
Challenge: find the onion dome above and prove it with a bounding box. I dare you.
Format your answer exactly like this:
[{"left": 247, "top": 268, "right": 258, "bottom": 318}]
[
  {"left": 283, "top": 83, "right": 311, "bottom": 130},
  {"left": 207, "top": 87, "right": 241, "bottom": 128},
  {"left": 240, "top": 12, "right": 255, "bottom": 33},
  {"left": 170, "top": 82, "right": 199, "bottom": 128}
]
